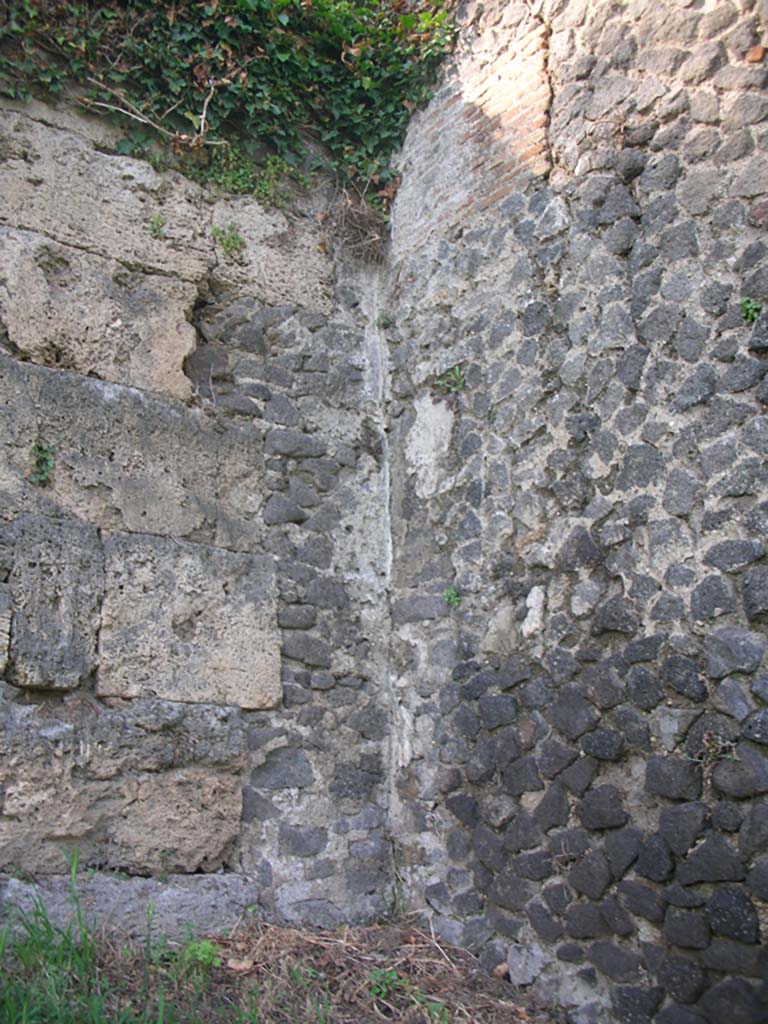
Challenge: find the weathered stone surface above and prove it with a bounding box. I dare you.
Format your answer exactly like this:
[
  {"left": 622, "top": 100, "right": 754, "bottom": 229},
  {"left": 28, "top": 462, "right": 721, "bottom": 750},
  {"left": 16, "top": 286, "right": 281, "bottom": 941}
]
[
  {"left": 0, "top": 700, "right": 244, "bottom": 873},
  {"left": 0, "top": 227, "right": 197, "bottom": 400},
  {"left": 742, "top": 566, "right": 768, "bottom": 620},
  {"left": 704, "top": 540, "right": 765, "bottom": 573},
  {"left": 0, "top": 355, "right": 268, "bottom": 548},
  {"left": 705, "top": 629, "right": 766, "bottom": 679},
  {"left": 699, "top": 978, "right": 765, "bottom": 1024},
  {"left": 663, "top": 907, "right": 710, "bottom": 949},
  {"left": 577, "top": 785, "right": 629, "bottom": 829},
  {"left": 0, "top": 872, "right": 255, "bottom": 941},
  {"left": 97, "top": 535, "right": 280, "bottom": 709},
  {"left": 676, "top": 835, "right": 745, "bottom": 884},
  {"left": 0, "top": 109, "right": 210, "bottom": 282},
  {"left": 610, "top": 985, "right": 663, "bottom": 1024},
  {"left": 705, "top": 886, "right": 759, "bottom": 943},
  {"left": 659, "top": 803, "right": 706, "bottom": 856},
  {"left": 5, "top": 515, "right": 103, "bottom": 691},
  {"left": 636, "top": 834, "right": 674, "bottom": 882},
  {"left": 646, "top": 756, "right": 702, "bottom": 801},
  {"left": 223, "top": 242, "right": 331, "bottom": 334},
  {"left": 656, "top": 954, "right": 706, "bottom": 1004},
  {"left": 569, "top": 850, "right": 612, "bottom": 899},
  {"left": 549, "top": 687, "right": 600, "bottom": 739},
  {"left": 617, "top": 881, "right": 666, "bottom": 923}
]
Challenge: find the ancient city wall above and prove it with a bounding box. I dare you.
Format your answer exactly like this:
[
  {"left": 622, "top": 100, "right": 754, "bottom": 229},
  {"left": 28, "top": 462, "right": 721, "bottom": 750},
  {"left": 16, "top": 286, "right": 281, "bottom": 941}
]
[
  {"left": 386, "top": 1, "right": 768, "bottom": 1022},
  {"left": 2, "top": 1, "right": 768, "bottom": 1022}
]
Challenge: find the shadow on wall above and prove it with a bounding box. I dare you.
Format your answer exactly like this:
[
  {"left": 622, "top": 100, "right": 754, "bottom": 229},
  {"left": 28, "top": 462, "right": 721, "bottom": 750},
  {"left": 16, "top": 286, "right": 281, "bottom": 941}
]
[{"left": 393, "top": 2, "right": 552, "bottom": 259}]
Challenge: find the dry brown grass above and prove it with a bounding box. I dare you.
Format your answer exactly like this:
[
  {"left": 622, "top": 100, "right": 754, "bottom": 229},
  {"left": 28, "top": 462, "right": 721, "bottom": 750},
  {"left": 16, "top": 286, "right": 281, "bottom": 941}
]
[{"left": 101, "top": 918, "right": 558, "bottom": 1023}]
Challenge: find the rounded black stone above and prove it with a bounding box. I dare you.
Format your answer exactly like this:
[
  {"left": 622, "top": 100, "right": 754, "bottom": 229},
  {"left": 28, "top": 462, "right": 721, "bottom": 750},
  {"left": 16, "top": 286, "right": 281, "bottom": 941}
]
[
  {"left": 636, "top": 834, "right": 675, "bottom": 882},
  {"left": 581, "top": 727, "right": 625, "bottom": 760},
  {"left": 663, "top": 907, "right": 710, "bottom": 949},
  {"left": 699, "top": 978, "right": 765, "bottom": 1024},
  {"left": 618, "top": 880, "right": 666, "bottom": 923},
  {"left": 705, "top": 885, "right": 760, "bottom": 943},
  {"left": 577, "top": 785, "right": 629, "bottom": 829},
  {"left": 656, "top": 953, "right": 707, "bottom": 1004}
]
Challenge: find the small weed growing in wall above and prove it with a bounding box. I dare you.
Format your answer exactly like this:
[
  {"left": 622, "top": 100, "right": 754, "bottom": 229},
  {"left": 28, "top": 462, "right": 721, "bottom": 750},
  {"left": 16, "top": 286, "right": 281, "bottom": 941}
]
[
  {"left": 149, "top": 214, "right": 166, "bottom": 239},
  {"left": 433, "top": 365, "right": 465, "bottom": 398},
  {"left": 741, "top": 297, "right": 763, "bottom": 324},
  {"left": 685, "top": 729, "right": 738, "bottom": 801},
  {"left": 444, "top": 585, "right": 460, "bottom": 609},
  {"left": 254, "top": 154, "right": 308, "bottom": 208},
  {"left": 29, "top": 442, "right": 55, "bottom": 487},
  {"left": 212, "top": 224, "right": 246, "bottom": 258},
  {"left": 376, "top": 311, "right": 394, "bottom": 329}
]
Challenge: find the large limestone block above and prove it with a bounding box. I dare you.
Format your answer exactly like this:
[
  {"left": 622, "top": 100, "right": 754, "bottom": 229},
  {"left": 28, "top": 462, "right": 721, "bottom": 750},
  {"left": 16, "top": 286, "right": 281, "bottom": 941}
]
[
  {"left": 0, "top": 355, "right": 267, "bottom": 551},
  {"left": 0, "top": 701, "right": 244, "bottom": 874},
  {"left": 211, "top": 198, "right": 334, "bottom": 314},
  {"left": 0, "top": 228, "right": 197, "bottom": 399},
  {"left": 97, "top": 534, "right": 281, "bottom": 710},
  {"left": 3, "top": 515, "right": 103, "bottom": 691},
  {"left": 0, "top": 109, "right": 211, "bottom": 283}
]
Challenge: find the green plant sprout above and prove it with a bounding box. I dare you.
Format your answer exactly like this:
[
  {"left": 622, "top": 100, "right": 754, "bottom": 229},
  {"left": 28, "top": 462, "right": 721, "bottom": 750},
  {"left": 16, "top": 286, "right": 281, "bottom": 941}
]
[
  {"left": 180, "top": 938, "right": 222, "bottom": 975},
  {"left": 376, "top": 311, "right": 394, "bottom": 329},
  {"left": 434, "top": 365, "right": 465, "bottom": 397},
  {"left": 212, "top": 223, "right": 247, "bottom": 257},
  {"left": 30, "top": 442, "right": 55, "bottom": 486},
  {"left": 149, "top": 214, "right": 166, "bottom": 239},
  {"left": 741, "top": 297, "right": 763, "bottom": 324},
  {"left": 368, "top": 967, "right": 402, "bottom": 999},
  {"left": 443, "top": 585, "right": 460, "bottom": 609}
]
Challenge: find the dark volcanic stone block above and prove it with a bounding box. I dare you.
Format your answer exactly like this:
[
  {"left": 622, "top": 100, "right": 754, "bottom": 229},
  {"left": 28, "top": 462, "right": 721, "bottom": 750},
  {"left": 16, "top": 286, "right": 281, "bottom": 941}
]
[
  {"left": 488, "top": 870, "right": 533, "bottom": 912},
  {"left": 743, "top": 566, "right": 768, "bottom": 620},
  {"left": 618, "top": 880, "right": 666, "bottom": 923},
  {"left": 587, "top": 942, "right": 642, "bottom": 982},
  {"left": 577, "top": 785, "right": 629, "bottom": 829},
  {"left": 534, "top": 783, "right": 570, "bottom": 832},
  {"left": 564, "top": 904, "right": 610, "bottom": 939},
  {"left": 700, "top": 938, "right": 763, "bottom": 974},
  {"left": 527, "top": 900, "right": 564, "bottom": 941},
  {"left": 581, "top": 728, "right": 625, "bottom": 760},
  {"left": 610, "top": 985, "right": 663, "bottom": 1024},
  {"left": 605, "top": 827, "right": 643, "bottom": 879},
  {"left": 661, "top": 656, "right": 707, "bottom": 702},
  {"left": 569, "top": 849, "right": 613, "bottom": 899},
  {"left": 663, "top": 907, "right": 710, "bottom": 949},
  {"left": 636, "top": 834, "right": 675, "bottom": 882},
  {"left": 479, "top": 694, "right": 519, "bottom": 729},
  {"left": 713, "top": 742, "right": 768, "bottom": 798},
  {"left": 705, "top": 885, "right": 759, "bottom": 943},
  {"left": 704, "top": 540, "right": 765, "bottom": 572},
  {"left": 646, "top": 755, "right": 702, "bottom": 801},
  {"left": 705, "top": 628, "right": 765, "bottom": 678},
  {"left": 656, "top": 954, "right": 706, "bottom": 1003},
  {"left": 676, "top": 834, "right": 745, "bottom": 884},
  {"left": 659, "top": 803, "right": 707, "bottom": 855},
  {"left": 699, "top": 978, "right": 765, "bottom": 1024},
  {"left": 549, "top": 687, "right": 600, "bottom": 739},
  {"left": 559, "top": 755, "right": 598, "bottom": 796}
]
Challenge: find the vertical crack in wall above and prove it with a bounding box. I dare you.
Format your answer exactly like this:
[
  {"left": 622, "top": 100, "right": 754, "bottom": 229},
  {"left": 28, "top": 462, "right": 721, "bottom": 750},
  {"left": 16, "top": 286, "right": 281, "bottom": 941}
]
[{"left": 357, "top": 266, "right": 400, "bottom": 889}]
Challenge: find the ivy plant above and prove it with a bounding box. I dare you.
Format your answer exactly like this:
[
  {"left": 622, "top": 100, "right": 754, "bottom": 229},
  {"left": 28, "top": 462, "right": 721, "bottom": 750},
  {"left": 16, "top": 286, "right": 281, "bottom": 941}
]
[{"left": 0, "top": 1, "right": 455, "bottom": 205}]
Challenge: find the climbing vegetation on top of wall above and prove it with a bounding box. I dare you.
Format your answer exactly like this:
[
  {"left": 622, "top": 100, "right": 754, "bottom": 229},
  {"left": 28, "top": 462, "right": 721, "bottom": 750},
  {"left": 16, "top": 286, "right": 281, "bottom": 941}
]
[{"left": 0, "top": 0, "right": 455, "bottom": 205}]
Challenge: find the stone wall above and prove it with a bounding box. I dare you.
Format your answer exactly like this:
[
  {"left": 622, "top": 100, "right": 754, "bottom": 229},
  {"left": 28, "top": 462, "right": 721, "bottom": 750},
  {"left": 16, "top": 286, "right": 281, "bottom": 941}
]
[
  {"left": 0, "top": 98, "right": 393, "bottom": 929},
  {"left": 386, "top": 1, "right": 768, "bottom": 1022},
  {"left": 2, "top": 1, "right": 768, "bottom": 1022}
]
